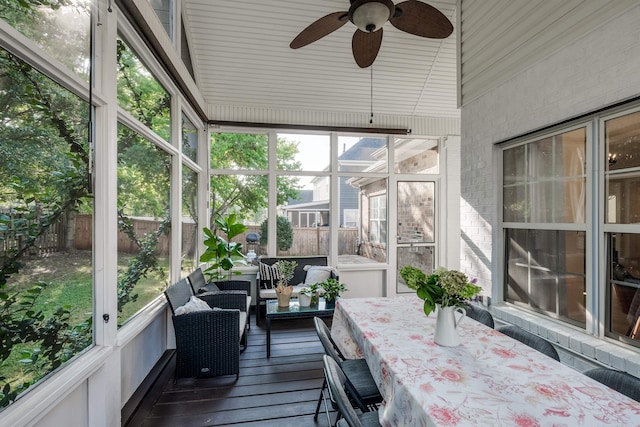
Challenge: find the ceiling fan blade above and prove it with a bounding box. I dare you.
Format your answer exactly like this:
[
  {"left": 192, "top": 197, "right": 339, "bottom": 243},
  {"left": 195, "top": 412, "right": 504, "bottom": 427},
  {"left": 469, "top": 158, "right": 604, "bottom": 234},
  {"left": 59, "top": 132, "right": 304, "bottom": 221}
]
[
  {"left": 390, "top": 0, "right": 453, "bottom": 39},
  {"left": 290, "top": 11, "right": 349, "bottom": 49},
  {"left": 352, "top": 29, "right": 383, "bottom": 68}
]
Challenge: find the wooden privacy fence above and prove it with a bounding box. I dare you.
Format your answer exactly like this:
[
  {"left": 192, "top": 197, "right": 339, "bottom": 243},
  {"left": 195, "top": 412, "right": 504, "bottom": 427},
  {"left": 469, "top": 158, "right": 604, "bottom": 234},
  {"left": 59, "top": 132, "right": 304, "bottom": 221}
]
[
  {"left": 0, "top": 210, "right": 66, "bottom": 257},
  {"left": 2, "top": 214, "right": 359, "bottom": 258},
  {"left": 76, "top": 215, "right": 197, "bottom": 255},
  {"left": 238, "top": 226, "right": 359, "bottom": 256}
]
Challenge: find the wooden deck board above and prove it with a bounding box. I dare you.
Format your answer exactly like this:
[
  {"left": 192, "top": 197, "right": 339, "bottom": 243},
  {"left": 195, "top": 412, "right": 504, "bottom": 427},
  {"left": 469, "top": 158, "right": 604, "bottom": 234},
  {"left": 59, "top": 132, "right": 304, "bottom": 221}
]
[{"left": 125, "top": 317, "right": 337, "bottom": 427}]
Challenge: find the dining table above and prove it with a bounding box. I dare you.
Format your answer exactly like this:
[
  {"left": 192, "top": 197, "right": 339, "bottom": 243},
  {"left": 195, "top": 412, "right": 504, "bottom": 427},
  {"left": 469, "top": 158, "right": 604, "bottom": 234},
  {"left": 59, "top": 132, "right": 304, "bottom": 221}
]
[{"left": 331, "top": 296, "right": 640, "bottom": 426}]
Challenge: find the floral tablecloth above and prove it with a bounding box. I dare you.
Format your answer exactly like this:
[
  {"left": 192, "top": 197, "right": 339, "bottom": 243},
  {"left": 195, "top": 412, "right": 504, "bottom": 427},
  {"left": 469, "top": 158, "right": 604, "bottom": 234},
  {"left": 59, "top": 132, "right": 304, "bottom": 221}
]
[{"left": 331, "top": 296, "right": 640, "bottom": 427}]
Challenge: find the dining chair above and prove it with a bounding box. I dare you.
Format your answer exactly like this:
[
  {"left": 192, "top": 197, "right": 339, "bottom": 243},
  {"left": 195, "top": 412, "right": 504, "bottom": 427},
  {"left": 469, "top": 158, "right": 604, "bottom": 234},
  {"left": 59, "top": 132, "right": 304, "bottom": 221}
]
[
  {"left": 323, "top": 355, "right": 382, "bottom": 427},
  {"left": 465, "top": 304, "right": 494, "bottom": 328},
  {"left": 497, "top": 325, "right": 560, "bottom": 361},
  {"left": 583, "top": 368, "right": 640, "bottom": 402},
  {"left": 313, "top": 317, "right": 382, "bottom": 421}
]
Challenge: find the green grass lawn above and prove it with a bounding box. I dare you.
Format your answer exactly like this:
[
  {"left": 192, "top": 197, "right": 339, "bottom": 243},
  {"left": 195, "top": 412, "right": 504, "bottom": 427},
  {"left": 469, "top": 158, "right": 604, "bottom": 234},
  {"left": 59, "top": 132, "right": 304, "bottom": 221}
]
[{"left": 1, "top": 250, "right": 170, "bottom": 399}]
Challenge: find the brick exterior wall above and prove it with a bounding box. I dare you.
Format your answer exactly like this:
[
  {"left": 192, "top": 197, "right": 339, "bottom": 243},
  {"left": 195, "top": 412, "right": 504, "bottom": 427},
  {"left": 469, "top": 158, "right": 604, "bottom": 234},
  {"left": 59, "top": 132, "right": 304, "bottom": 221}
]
[{"left": 461, "top": 5, "right": 640, "bottom": 372}]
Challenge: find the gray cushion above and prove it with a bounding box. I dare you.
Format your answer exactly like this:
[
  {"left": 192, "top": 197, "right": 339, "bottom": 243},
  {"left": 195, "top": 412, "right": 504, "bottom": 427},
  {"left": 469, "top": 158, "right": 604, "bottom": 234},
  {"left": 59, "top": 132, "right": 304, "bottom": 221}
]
[{"left": 197, "top": 283, "right": 220, "bottom": 293}]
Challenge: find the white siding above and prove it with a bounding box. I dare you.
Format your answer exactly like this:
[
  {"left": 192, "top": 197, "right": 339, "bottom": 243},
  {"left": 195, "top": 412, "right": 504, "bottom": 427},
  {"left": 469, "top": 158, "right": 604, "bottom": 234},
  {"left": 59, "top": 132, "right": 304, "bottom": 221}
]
[{"left": 459, "top": 0, "right": 636, "bottom": 107}]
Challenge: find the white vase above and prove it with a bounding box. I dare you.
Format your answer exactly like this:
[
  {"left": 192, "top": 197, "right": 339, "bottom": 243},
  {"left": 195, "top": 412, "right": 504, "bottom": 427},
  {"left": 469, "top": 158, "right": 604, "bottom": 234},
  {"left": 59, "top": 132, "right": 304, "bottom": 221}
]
[
  {"left": 434, "top": 304, "right": 466, "bottom": 347},
  {"left": 299, "top": 294, "right": 311, "bottom": 307}
]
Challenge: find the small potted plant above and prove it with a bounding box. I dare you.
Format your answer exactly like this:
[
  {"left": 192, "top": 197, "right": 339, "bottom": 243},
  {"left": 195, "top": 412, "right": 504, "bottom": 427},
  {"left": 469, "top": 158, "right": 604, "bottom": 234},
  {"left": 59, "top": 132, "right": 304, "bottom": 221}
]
[
  {"left": 298, "top": 283, "right": 320, "bottom": 307},
  {"left": 318, "top": 278, "right": 347, "bottom": 308},
  {"left": 400, "top": 265, "right": 482, "bottom": 347},
  {"left": 275, "top": 260, "right": 297, "bottom": 307}
]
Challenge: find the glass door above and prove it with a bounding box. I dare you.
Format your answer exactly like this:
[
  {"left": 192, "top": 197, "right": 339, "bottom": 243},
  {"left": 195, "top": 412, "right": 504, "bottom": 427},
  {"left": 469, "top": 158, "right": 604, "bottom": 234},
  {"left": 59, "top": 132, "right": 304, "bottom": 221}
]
[{"left": 396, "top": 181, "right": 437, "bottom": 293}]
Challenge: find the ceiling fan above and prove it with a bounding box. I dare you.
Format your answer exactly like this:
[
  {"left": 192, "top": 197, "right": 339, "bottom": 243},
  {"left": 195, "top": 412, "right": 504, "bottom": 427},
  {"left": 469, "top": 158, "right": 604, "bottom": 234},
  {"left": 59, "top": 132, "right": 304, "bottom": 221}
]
[{"left": 290, "top": 0, "right": 453, "bottom": 68}]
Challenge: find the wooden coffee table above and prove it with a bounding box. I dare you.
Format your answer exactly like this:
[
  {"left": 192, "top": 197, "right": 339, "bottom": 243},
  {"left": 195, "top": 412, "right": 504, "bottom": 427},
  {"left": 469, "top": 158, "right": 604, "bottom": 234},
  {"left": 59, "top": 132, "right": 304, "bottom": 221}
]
[{"left": 265, "top": 298, "right": 334, "bottom": 358}]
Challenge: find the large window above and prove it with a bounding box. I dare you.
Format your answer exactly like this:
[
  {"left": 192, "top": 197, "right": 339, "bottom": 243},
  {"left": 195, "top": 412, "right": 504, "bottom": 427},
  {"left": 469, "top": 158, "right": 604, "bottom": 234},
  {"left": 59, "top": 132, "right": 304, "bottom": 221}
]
[
  {"left": 0, "top": 0, "right": 204, "bottom": 415},
  {"left": 503, "top": 127, "right": 587, "bottom": 326},
  {"left": 210, "top": 132, "right": 393, "bottom": 264},
  {"left": 0, "top": 1, "right": 90, "bottom": 80},
  {"left": 116, "top": 124, "right": 171, "bottom": 325},
  {"left": 116, "top": 37, "right": 173, "bottom": 326},
  {"left": 604, "top": 110, "right": 640, "bottom": 345},
  {"left": 503, "top": 108, "right": 640, "bottom": 342},
  {"left": 116, "top": 38, "right": 171, "bottom": 143},
  {"left": 0, "top": 44, "right": 93, "bottom": 407}
]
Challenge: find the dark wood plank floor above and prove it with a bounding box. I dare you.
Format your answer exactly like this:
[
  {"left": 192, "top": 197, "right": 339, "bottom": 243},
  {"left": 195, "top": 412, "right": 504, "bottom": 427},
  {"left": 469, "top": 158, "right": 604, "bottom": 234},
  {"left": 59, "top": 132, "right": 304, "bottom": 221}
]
[{"left": 125, "top": 317, "right": 336, "bottom": 427}]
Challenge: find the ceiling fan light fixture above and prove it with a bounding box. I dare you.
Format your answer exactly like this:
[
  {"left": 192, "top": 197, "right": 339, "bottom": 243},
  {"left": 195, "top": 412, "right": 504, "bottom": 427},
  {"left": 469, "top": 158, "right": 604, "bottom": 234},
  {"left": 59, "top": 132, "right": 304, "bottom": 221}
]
[{"left": 350, "top": 0, "right": 395, "bottom": 33}]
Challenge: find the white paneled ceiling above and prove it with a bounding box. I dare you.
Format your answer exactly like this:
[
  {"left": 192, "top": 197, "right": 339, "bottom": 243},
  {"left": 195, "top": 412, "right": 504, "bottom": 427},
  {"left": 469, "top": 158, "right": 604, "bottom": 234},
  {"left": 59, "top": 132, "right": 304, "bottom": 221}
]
[{"left": 182, "top": 0, "right": 459, "bottom": 119}]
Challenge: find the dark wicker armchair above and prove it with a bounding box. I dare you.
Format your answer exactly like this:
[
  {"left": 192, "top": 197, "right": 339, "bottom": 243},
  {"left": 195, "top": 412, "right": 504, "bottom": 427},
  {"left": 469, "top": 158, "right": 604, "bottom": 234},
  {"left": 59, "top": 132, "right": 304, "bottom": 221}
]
[
  {"left": 187, "top": 268, "right": 252, "bottom": 329},
  {"left": 164, "top": 278, "right": 247, "bottom": 381}
]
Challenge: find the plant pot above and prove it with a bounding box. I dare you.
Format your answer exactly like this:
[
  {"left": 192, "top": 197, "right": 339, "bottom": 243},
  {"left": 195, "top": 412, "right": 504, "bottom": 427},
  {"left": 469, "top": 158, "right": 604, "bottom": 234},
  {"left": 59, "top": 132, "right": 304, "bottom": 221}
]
[
  {"left": 324, "top": 298, "right": 336, "bottom": 309},
  {"left": 276, "top": 284, "right": 293, "bottom": 307},
  {"left": 277, "top": 292, "right": 291, "bottom": 307},
  {"left": 298, "top": 294, "right": 312, "bottom": 307},
  {"left": 434, "top": 304, "right": 466, "bottom": 347}
]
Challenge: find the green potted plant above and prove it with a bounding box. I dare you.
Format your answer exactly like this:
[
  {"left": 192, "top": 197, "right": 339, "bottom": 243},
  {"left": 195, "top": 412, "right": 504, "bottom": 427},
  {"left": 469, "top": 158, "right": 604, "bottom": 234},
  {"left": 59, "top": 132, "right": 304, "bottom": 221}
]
[
  {"left": 200, "top": 213, "right": 248, "bottom": 281},
  {"left": 274, "top": 260, "right": 297, "bottom": 307},
  {"left": 298, "top": 282, "right": 320, "bottom": 307},
  {"left": 400, "top": 265, "right": 482, "bottom": 347},
  {"left": 399, "top": 266, "right": 481, "bottom": 316},
  {"left": 318, "top": 278, "right": 347, "bottom": 307}
]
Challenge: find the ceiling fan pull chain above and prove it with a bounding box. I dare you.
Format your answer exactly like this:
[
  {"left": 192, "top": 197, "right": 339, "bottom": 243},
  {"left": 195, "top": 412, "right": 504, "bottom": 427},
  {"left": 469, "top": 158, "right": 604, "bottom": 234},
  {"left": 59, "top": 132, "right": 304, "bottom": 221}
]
[{"left": 370, "top": 66, "right": 374, "bottom": 124}]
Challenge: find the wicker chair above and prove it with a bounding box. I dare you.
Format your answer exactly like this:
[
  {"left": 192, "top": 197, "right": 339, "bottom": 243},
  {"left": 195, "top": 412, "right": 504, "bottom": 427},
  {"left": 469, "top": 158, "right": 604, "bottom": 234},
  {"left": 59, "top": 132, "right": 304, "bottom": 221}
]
[
  {"left": 466, "top": 304, "right": 494, "bottom": 328},
  {"left": 323, "top": 355, "right": 382, "bottom": 427},
  {"left": 164, "top": 278, "right": 247, "bottom": 381},
  {"left": 187, "top": 267, "right": 252, "bottom": 329},
  {"left": 498, "top": 325, "right": 560, "bottom": 361},
  {"left": 584, "top": 368, "right": 640, "bottom": 402},
  {"left": 314, "top": 317, "right": 382, "bottom": 422}
]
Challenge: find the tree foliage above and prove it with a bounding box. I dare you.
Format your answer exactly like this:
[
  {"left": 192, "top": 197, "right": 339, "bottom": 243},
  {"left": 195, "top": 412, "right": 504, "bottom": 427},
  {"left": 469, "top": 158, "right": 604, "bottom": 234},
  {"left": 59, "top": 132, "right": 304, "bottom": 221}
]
[
  {"left": 209, "top": 133, "right": 302, "bottom": 224},
  {"left": 260, "top": 216, "right": 294, "bottom": 251},
  {"left": 0, "top": 13, "right": 172, "bottom": 408},
  {"left": 0, "top": 45, "right": 92, "bottom": 407}
]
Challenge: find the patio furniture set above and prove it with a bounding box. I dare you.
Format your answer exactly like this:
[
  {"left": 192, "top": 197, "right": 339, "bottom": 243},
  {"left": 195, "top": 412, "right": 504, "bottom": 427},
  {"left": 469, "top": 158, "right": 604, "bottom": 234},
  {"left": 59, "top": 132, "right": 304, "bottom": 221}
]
[{"left": 163, "top": 256, "right": 338, "bottom": 380}]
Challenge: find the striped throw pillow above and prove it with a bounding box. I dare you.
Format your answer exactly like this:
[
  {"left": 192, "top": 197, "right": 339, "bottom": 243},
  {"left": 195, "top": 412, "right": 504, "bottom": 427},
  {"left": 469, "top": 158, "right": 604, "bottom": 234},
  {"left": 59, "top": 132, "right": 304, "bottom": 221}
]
[{"left": 259, "top": 262, "right": 281, "bottom": 289}]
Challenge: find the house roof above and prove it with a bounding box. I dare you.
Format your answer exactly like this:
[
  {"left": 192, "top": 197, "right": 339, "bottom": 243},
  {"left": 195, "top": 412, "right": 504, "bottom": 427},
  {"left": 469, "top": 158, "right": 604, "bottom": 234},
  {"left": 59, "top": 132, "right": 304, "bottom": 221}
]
[{"left": 339, "top": 137, "right": 387, "bottom": 161}]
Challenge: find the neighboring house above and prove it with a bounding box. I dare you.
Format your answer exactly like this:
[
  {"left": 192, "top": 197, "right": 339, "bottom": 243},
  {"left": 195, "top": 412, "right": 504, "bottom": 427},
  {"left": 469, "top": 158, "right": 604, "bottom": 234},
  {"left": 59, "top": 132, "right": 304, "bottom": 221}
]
[
  {"left": 281, "top": 188, "right": 329, "bottom": 227},
  {"left": 280, "top": 137, "right": 386, "bottom": 228},
  {"left": 350, "top": 137, "right": 440, "bottom": 264}
]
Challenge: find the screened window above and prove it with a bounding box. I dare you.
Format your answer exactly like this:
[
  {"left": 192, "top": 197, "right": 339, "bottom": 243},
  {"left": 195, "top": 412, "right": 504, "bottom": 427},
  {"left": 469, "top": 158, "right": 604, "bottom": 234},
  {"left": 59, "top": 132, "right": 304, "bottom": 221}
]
[
  {"left": 116, "top": 38, "right": 171, "bottom": 143},
  {"left": 0, "top": 45, "right": 92, "bottom": 408},
  {"left": 182, "top": 112, "right": 198, "bottom": 162},
  {"left": 0, "top": 1, "right": 90, "bottom": 79},
  {"left": 117, "top": 123, "right": 171, "bottom": 325},
  {"left": 149, "top": 0, "right": 173, "bottom": 39},
  {"left": 182, "top": 166, "right": 198, "bottom": 276},
  {"left": 210, "top": 132, "right": 392, "bottom": 263}
]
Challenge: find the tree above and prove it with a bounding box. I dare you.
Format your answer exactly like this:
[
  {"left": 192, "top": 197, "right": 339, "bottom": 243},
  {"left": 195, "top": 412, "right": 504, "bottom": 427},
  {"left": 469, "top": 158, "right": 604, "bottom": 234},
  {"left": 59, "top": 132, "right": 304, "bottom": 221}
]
[
  {"left": 260, "top": 216, "right": 294, "bottom": 251},
  {"left": 0, "top": 44, "right": 92, "bottom": 407},
  {"left": 209, "top": 133, "right": 302, "bottom": 224}
]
